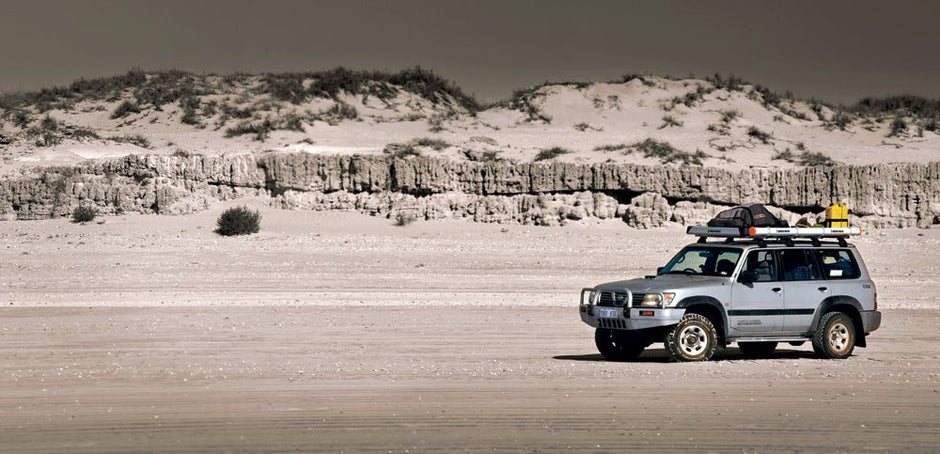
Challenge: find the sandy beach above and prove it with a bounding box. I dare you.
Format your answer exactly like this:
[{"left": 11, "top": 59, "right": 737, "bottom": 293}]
[{"left": 1, "top": 204, "right": 939, "bottom": 452}]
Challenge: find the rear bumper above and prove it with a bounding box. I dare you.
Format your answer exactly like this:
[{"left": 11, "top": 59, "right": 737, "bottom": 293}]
[{"left": 860, "top": 310, "right": 881, "bottom": 333}]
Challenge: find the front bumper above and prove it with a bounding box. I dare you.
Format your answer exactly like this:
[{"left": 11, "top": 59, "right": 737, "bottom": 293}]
[
  {"left": 860, "top": 310, "right": 882, "bottom": 333},
  {"left": 579, "top": 289, "right": 685, "bottom": 330},
  {"left": 580, "top": 306, "right": 686, "bottom": 331}
]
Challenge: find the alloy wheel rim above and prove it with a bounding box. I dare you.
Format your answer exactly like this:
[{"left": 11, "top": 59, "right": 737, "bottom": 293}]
[
  {"left": 679, "top": 325, "right": 707, "bottom": 355},
  {"left": 828, "top": 322, "right": 850, "bottom": 352}
]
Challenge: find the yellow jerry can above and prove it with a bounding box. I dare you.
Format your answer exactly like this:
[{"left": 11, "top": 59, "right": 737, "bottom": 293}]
[{"left": 825, "top": 202, "right": 849, "bottom": 228}]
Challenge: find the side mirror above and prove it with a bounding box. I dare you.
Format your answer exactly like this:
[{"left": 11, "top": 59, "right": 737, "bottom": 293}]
[
  {"left": 738, "top": 270, "right": 758, "bottom": 283},
  {"left": 656, "top": 266, "right": 664, "bottom": 275}
]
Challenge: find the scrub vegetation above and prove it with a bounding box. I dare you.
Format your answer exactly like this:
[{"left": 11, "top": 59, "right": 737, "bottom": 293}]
[{"left": 216, "top": 206, "right": 262, "bottom": 236}]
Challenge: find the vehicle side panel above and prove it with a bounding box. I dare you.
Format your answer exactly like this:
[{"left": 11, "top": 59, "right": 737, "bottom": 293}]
[{"left": 729, "top": 281, "right": 785, "bottom": 334}]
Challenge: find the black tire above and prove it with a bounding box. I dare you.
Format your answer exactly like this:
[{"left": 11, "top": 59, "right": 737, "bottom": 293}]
[
  {"left": 812, "top": 312, "right": 856, "bottom": 359},
  {"left": 665, "top": 314, "right": 718, "bottom": 362},
  {"left": 738, "top": 341, "right": 778, "bottom": 358},
  {"left": 595, "top": 328, "right": 647, "bottom": 361}
]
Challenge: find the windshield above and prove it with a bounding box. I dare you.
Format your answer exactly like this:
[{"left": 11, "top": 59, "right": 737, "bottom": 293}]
[{"left": 659, "top": 246, "right": 742, "bottom": 277}]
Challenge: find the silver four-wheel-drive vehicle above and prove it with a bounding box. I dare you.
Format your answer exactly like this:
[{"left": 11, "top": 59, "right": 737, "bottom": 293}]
[{"left": 578, "top": 225, "right": 882, "bottom": 362}]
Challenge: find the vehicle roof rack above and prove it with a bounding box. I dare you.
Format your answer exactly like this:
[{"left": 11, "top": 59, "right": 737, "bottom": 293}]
[{"left": 687, "top": 226, "right": 860, "bottom": 247}]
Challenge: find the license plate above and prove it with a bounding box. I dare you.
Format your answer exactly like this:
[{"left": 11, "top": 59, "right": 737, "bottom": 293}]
[{"left": 598, "top": 308, "right": 619, "bottom": 318}]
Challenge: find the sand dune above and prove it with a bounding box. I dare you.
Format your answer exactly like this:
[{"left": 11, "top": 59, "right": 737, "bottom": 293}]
[{"left": 2, "top": 72, "right": 938, "bottom": 171}]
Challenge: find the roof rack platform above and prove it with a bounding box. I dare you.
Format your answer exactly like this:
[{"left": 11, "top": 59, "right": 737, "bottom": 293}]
[{"left": 687, "top": 225, "right": 861, "bottom": 239}]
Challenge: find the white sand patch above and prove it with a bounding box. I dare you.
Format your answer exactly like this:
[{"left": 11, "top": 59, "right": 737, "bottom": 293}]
[
  {"left": 1, "top": 207, "right": 935, "bottom": 309},
  {"left": 278, "top": 144, "right": 383, "bottom": 154},
  {"left": 68, "top": 143, "right": 146, "bottom": 159}
]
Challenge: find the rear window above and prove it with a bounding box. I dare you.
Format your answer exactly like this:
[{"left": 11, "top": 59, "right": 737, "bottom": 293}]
[{"left": 815, "top": 249, "right": 861, "bottom": 279}]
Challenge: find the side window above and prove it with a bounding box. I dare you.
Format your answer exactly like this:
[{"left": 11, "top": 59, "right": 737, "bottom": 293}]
[
  {"left": 714, "top": 250, "right": 740, "bottom": 276},
  {"left": 780, "top": 249, "right": 822, "bottom": 281},
  {"left": 816, "top": 249, "right": 861, "bottom": 279},
  {"left": 742, "top": 250, "right": 777, "bottom": 282}
]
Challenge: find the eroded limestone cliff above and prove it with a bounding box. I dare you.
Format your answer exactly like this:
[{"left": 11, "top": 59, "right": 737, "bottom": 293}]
[{"left": 1, "top": 153, "right": 937, "bottom": 227}]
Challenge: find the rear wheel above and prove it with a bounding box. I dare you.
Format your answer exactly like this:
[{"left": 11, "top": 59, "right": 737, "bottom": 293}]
[
  {"left": 665, "top": 314, "right": 718, "bottom": 362},
  {"left": 595, "top": 328, "right": 647, "bottom": 361},
  {"left": 738, "top": 341, "right": 778, "bottom": 358},
  {"left": 812, "top": 312, "right": 855, "bottom": 359}
]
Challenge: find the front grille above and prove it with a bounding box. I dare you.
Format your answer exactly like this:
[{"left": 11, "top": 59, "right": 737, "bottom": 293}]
[
  {"left": 631, "top": 293, "right": 647, "bottom": 307},
  {"left": 598, "top": 318, "right": 628, "bottom": 329},
  {"left": 597, "top": 291, "right": 629, "bottom": 307},
  {"left": 597, "top": 291, "right": 648, "bottom": 308}
]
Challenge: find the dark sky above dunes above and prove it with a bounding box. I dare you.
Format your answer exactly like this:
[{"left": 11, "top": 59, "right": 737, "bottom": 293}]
[{"left": 1, "top": 0, "right": 938, "bottom": 104}]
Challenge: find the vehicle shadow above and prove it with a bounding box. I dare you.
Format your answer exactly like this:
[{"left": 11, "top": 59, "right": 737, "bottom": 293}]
[
  {"left": 553, "top": 349, "right": 671, "bottom": 363},
  {"left": 554, "top": 347, "right": 822, "bottom": 363}
]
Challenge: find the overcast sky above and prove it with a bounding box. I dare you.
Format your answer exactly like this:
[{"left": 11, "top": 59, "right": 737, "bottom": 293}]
[{"left": 1, "top": 0, "right": 938, "bottom": 104}]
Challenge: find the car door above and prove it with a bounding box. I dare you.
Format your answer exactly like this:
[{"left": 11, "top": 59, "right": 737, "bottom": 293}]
[
  {"left": 779, "top": 249, "right": 827, "bottom": 334},
  {"left": 729, "top": 249, "right": 784, "bottom": 335}
]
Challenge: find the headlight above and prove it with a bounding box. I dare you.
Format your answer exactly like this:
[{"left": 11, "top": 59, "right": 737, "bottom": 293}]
[
  {"left": 580, "top": 288, "right": 597, "bottom": 313},
  {"left": 641, "top": 293, "right": 676, "bottom": 308}
]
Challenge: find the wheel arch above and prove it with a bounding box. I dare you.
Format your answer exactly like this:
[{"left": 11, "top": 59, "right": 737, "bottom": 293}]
[
  {"left": 676, "top": 296, "right": 728, "bottom": 344},
  {"left": 812, "top": 296, "right": 866, "bottom": 348}
]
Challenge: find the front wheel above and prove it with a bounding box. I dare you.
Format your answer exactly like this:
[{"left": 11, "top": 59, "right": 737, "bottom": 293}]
[
  {"left": 595, "top": 328, "right": 647, "bottom": 361},
  {"left": 812, "top": 312, "right": 855, "bottom": 359},
  {"left": 665, "top": 314, "right": 718, "bottom": 362}
]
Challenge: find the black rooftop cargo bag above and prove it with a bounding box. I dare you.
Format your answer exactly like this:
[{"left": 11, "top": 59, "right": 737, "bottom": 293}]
[{"left": 707, "top": 203, "right": 788, "bottom": 228}]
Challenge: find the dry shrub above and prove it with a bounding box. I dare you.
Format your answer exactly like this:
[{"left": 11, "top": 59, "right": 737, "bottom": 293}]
[{"left": 216, "top": 206, "right": 262, "bottom": 236}]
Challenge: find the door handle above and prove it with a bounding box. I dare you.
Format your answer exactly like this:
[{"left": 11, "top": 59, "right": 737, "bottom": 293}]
[
  {"left": 818, "top": 287, "right": 828, "bottom": 292},
  {"left": 772, "top": 287, "right": 782, "bottom": 293}
]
